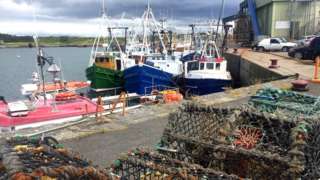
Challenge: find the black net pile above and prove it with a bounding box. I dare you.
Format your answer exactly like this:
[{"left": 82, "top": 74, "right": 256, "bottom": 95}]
[
  {"left": 0, "top": 136, "right": 111, "bottom": 180},
  {"left": 157, "top": 102, "right": 319, "bottom": 179},
  {"left": 110, "top": 147, "right": 240, "bottom": 180},
  {"left": 250, "top": 88, "right": 320, "bottom": 117}
]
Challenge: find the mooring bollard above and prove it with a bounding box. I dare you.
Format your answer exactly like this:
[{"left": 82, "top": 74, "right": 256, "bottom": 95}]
[
  {"left": 291, "top": 79, "right": 309, "bottom": 91},
  {"left": 269, "top": 59, "right": 280, "bottom": 69}
]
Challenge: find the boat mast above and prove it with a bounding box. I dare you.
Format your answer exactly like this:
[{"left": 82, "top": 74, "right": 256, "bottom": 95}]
[
  {"left": 30, "top": 0, "right": 47, "bottom": 105},
  {"left": 215, "top": 0, "right": 225, "bottom": 42},
  {"left": 141, "top": 0, "right": 167, "bottom": 54},
  {"left": 89, "top": 0, "right": 108, "bottom": 66},
  {"left": 35, "top": 44, "right": 48, "bottom": 105}
]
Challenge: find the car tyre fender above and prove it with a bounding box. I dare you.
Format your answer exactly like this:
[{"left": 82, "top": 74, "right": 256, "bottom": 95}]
[
  {"left": 294, "top": 52, "right": 303, "bottom": 60},
  {"left": 258, "top": 46, "right": 265, "bottom": 52},
  {"left": 282, "top": 47, "right": 289, "bottom": 52}
]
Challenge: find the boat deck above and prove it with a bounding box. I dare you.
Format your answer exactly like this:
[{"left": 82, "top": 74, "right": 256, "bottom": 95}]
[{"left": 0, "top": 97, "right": 97, "bottom": 129}]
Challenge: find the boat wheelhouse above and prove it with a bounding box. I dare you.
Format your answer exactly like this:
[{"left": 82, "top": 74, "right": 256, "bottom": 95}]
[
  {"left": 86, "top": 53, "right": 124, "bottom": 91},
  {"left": 182, "top": 57, "right": 232, "bottom": 96}
]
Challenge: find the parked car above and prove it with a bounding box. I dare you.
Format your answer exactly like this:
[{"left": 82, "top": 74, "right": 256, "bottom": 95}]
[
  {"left": 288, "top": 36, "right": 320, "bottom": 61},
  {"left": 251, "top": 35, "right": 269, "bottom": 50},
  {"left": 296, "top": 35, "right": 316, "bottom": 46},
  {"left": 252, "top": 38, "right": 297, "bottom": 52}
]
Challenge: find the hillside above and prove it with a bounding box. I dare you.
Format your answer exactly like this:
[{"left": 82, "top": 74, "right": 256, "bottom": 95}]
[{"left": 0, "top": 33, "right": 95, "bottom": 48}]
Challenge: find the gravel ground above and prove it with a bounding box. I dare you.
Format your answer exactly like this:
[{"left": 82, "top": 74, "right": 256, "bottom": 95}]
[{"left": 63, "top": 115, "right": 168, "bottom": 167}]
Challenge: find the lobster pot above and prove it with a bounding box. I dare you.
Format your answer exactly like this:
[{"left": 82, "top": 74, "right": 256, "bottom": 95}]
[
  {"left": 159, "top": 102, "right": 320, "bottom": 179},
  {"left": 111, "top": 147, "right": 240, "bottom": 180},
  {"left": 0, "top": 137, "right": 111, "bottom": 179}
]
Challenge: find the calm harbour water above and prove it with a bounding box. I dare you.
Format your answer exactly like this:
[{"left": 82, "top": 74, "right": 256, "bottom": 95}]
[{"left": 0, "top": 47, "right": 92, "bottom": 101}]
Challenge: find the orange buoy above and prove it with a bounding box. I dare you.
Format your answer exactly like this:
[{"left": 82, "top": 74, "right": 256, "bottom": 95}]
[
  {"left": 163, "top": 91, "right": 183, "bottom": 103},
  {"left": 55, "top": 92, "right": 77, "bottom": 101}
]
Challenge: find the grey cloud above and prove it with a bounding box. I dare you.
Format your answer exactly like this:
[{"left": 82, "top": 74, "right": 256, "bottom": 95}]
[{"left": 9, "top": 0, "right": 241, "bottom": 20}]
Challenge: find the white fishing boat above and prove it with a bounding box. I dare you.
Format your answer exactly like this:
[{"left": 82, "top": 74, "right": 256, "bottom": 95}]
[{"left": 181, "top": 40, "right": 232, "bottom": 95}]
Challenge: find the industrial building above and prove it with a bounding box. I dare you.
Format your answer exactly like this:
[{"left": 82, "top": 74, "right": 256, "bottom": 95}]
[
  {"left": 225, "top": 0, "right": 320, "bottom": 44},
  {"left": 256, "top": 0, "right": 320, "bottom": 39}
]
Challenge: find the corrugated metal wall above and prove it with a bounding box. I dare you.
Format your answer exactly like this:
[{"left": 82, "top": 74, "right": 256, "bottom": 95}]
[{"left": 255, "top": 0, "right": 318, "bottom": 39}]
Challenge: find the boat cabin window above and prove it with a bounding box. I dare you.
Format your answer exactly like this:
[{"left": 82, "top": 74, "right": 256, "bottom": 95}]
[
  {"left": 200, "top": 63, "right": 205, "bottom": 70},
  {"left": 116, "top": 59, "right": 122, "bottom": 70},
  {"left": 216, "top": 63, "right": 221, "bottom": 70},
  {"left": 96, "top": 57, "right": 109, "bottom": 63},
  {"left": 206, "top": 63, "right": 214, "bottom": 70},
  {"left": 187, "top": 61, "right": 199, "bottom": 71}
]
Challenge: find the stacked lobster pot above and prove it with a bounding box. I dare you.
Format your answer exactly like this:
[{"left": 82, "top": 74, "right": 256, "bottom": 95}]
[
  {"left": 157, "top": 102, "right": 320, "bottom": 179},
  {"left": 110, "top": 147, "right": 240, "bottom": 180},
  {"left": 0, "top": 136, "right": 112, "bottom": 180}
]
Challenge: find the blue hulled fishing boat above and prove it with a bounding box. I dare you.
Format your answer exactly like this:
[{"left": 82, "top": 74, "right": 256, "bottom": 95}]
[
  {"left": 123, "top": 2, "right": 183, "bottom": 95},
  {"left": 124, "top": 54, "right": 182, "bottom": 95}
]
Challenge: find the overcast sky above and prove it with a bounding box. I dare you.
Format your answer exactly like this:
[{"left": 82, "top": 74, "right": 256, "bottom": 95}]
[{"left": 0, "top": 0, "right": 242, "bottom": 36}]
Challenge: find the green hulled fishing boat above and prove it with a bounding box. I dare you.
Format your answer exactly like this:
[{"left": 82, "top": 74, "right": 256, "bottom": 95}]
[
  {"left": 86, "top": 0, "right": 136, "bottom": 92},
  {"left": 86, "top": 53, "right": 123, "bottom": 90}
]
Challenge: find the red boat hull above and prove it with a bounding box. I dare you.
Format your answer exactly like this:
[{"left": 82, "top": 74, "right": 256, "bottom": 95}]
[{"left": 0, "top": 97, "right": 97, "bottom": 129}]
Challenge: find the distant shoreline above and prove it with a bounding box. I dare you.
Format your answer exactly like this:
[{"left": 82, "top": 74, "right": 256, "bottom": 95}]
[
  {"left": 0, "top": 44, "right": 92, "bottom": 48},
  {"left": 0, "top": 33, "right": 127, "bottom": 49},
  {"left": 0, "top": 33, "right": 98, "bottom": 49}
]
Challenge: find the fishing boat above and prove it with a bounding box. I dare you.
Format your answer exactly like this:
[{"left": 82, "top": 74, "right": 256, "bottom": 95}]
[
  {"left": 21, "top": 72, "right": 89, "bottom": 96},
  {"left": 180, "top": 41, "right": 232, "bottom": 95},
  {"left": 86, "top": 1, "right": 135, "bottom": 92},
  {"left": 0, "top": 95, "right": 98, "bottom": 132},
  {"left": 0, "top": 33, "right": 101, "bottom": 131},
  {"left": 123, "top": 2, "right": 183, "bottom": 95},
  {"left": 86, "top": 52, "right": 124, "bottom": 90},
  {"left": 124, "top": 54, "right": 182, "bottom": 95}
]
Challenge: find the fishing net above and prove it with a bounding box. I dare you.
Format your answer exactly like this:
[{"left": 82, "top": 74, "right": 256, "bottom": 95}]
[{"left": 250, "top": 87, "right": 320, "bottom": 118}]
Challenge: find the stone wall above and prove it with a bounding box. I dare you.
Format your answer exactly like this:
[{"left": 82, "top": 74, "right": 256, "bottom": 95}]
[{"left": 225, "top": 52, "right": 283, "bottom": 87}]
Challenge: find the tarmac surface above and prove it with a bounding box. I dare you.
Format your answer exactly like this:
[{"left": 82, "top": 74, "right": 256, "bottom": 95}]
[
  {"left": 63, "top": 113, "right": 168, "bottom": 167},
  {"left": 234, "top": 49, "right": 315, "bottom": 79}
]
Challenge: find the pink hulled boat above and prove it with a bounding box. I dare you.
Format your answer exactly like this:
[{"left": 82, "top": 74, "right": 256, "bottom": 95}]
[{"left": 0, "top": 96, "right": 98, "bottom": 132}]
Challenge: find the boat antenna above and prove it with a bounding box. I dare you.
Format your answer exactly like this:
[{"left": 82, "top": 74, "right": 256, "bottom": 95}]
[
  {"left": 214, "top": 0, "right": 225, "bottom": 42},
  {"left": 102, "top": 0, "right": 107, "bottom": 19}
]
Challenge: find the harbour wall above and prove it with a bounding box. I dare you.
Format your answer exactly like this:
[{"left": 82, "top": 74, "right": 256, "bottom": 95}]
[{"left": 225, "top": 52, "right": 284, "bottom": 87}]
